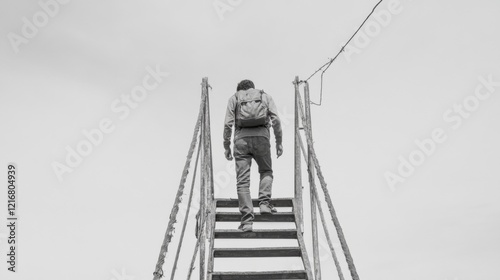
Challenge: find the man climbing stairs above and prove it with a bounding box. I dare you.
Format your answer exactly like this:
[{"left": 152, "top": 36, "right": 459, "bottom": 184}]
[{"left": 152, "top": 77, "right": 360, "bottom": 280}]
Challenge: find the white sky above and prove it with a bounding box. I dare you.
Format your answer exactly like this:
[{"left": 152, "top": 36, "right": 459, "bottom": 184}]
[{"left": 1, "top": 0, "right": 499, "bottom": 280}]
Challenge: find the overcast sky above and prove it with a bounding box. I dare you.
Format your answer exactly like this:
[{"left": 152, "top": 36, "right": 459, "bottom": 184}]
[{"left": 1, "top": 0, "right": 499, "bottom": 280}]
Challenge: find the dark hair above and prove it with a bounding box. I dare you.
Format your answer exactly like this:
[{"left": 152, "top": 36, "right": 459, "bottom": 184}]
[{"left": 236, "top": 80, "right": 255, "bottom": 91}]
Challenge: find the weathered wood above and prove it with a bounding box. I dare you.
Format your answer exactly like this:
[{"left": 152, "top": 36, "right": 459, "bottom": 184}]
[
  {"left": 169, "top": 133, "right": 202, "bottom": 280},
  {"left": 213, "top": 247, "right": 302, "bottom": 258},
  {"left": 216, "top": 198, "right": 294, "bottom": 208},
  {"left": 186, "top": 237, "right": 200, "bottom": 280},
  {"left": 152, "top": 80, "right": 206, "bottom": 280},
  {"left": 304, "top": 81, "right": 322, "bottom": 280},
  {"left": 207, "top": 200, "right": 217, "bottom": 280},
  {"left": 294, "top": 76, "right": 304, "bottom": 234},
  {"left": 203, "top": 78, "right": 215, "bottom": 202},
  {"left": 298, "top": 135, "right": 345, "bottom": 280},
  {"left": 214, "top": 229, "right": 297, "bottom": 239},
  {"left": 211, "top": 270, "right": 307, "bottom": 280},
  {"left": 199, "top": 77, "right": 211, "bottom": 280},
  {"left": 296, "top": 83, "right": 360, "bottom": 280},
  {"left": 215, "top": 212, "right": 295, "bottom": 222},
  {"left": 203, "top": 77, "right": 216, "bottom": 280},
  {"left": 293, "top": 199, "right": 314, "bottom": 280}
]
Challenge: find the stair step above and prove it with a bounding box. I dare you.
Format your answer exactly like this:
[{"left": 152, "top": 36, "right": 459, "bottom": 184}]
[
  {"left": 214, "top": 247, "right": 302, "bottom": 258},
  {"left": 211, "top": 270, "right": 307, "bottom": 280},
  {"left": 214, "top": 229, "right": 297, "bottom": 239},
  {"left": 216, "top": 212, "right": 295, "bottom": 222},
  {"left": 216, "top": 198, "right": 294, "bottom": 208}
]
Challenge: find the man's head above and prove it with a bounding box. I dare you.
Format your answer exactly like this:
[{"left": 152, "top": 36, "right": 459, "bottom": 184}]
[{"left": 236, "top": 79, "right": 255, "bottom": 91}]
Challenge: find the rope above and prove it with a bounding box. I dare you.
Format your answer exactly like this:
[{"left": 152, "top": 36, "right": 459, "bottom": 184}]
[
  {"left": 187, "top": 188, "right": 207, "bottom": 280},
  {"left": 305, "top": 0, "right": 384, "bottom": 106},
  {"left": 186, "top": 238, "right": 200, "bottom": 280},
  {"left": 296, "top": 84, "right": 360, "bottom": 280},
  {"left": 298, "top": 133, "right": 345, "bottom": 280},
  {"left": 169, "top": 132, "right": 202, "bottom": 280},
  {"left": 152, "top": 93, "right": 206, "bottom": 280}
]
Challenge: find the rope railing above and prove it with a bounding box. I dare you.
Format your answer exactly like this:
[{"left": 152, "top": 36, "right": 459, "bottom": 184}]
[
  {"left": 169, "top": 132, "right": 202, "bottom": 280},
  {"left": 297, "top": 131, "right": 345, "bottom": 280},
  {"left": 152, "top": 78, "right": 212, "bottom": 280},
  {"left": 295, "top": 79, "right": 360, "bottom": 280},
  {"left": 187, "top": 231, "right": 202, "bottom": 280},
  {"left": 152, "top": 92, "right": 206, "bottom": 279}
]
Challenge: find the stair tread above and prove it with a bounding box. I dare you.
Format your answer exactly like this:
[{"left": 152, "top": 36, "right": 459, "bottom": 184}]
[
  {"left": 214, "top": 229, "right": 298, "bottom": 239},
  {"left": 214, "top": 247, "right": 302, "bottom": 257},
  {"left": 216, "top": 212, "right": 295, "bottom": 222},
  {"left": 216, "top": 211, "right": 294, "bottom": 215},
  {"left": 211, "top": 270, "right": 307, "bottom": 280},
  {"left": 216, "top": 198, "right": 294, "bottom": 208}
]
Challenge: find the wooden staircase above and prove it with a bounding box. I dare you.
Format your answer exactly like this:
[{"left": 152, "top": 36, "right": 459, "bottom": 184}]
[
  {"left": 152, "top": 78, "right": 360, "bottom": 280},
  {"left": 207, "top": 198, "right": 313, "bottom": 280}
]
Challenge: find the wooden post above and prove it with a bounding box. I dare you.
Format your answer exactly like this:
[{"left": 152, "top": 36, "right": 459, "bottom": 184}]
[
  {"left": 296, "top": 86, "right": 361, "bottom": 280},
  {"left": 202, "top": 77, "right": 215, "bottom": 280},
  {"left": 203, "top": 77, "right": 215, "bottom": 202},
  {"left": 292, "top": 199, "right": 314, "bottom": 280},
  {"left": 202, "top": 77, "right": 213, "bottom": 240},
  {"left": 199, "top": 79, "right": 208, "bottom": 280},
  {"left": 152, "top": 84, "right": 206, "bottom": 280},
  {"left": 294, "top": 76, "right": 304, "bottom": 233},
  {"left": 206, "top": 200, "right": 216, "bottom": 280},
  {"left": 304, "top": 81, "right": 321, "bottom": 280}
]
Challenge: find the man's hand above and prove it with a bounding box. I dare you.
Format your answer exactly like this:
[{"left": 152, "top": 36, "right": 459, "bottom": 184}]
[
  {"left": 225, "top": 148, "right": 233, "bottom": 161},
  {"left": 276, "top": 144, "right": 283, "bottom": 158}
]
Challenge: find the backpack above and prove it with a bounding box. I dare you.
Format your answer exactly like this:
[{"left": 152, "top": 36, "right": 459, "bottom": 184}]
[{"left": 235, "top": 89, "right": 269, "bottom": 128}]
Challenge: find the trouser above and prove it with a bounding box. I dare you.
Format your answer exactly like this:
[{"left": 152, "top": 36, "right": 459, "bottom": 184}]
[{"left": 233, "top": 136, "right": 273, "bottom": 225}]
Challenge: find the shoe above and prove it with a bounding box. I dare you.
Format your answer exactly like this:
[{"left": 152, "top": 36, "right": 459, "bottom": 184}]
[
  {"left": 260, "top": 202, "right": 277, "bottom": 214},
  {"left": 238, "top": 223, "right": 253, "bottom": 232}
]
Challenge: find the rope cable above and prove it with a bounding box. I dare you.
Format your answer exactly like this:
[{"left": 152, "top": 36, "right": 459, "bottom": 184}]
[
  {"left": 298, "top": 132, "right": 345, "bottom": 280},
  {"left": 296, "top": 85, "right": 360, "bottom": 280},
  {"left": 186, "top": 238, "right": 200, "bottom": 280},
  {"left": 306, "top": 0, "right": 384, "bottom": 106},
  {"left": 152, "top": 90, "right": 206, "bottom": 280},
  {"left": 169, "top": 132, "right": 203, "bottom": 280}
]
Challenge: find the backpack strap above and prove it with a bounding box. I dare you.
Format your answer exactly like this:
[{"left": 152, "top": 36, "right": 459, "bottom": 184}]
[{"left": 234, "top": 92, "right": 239, "bottom": 113}]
